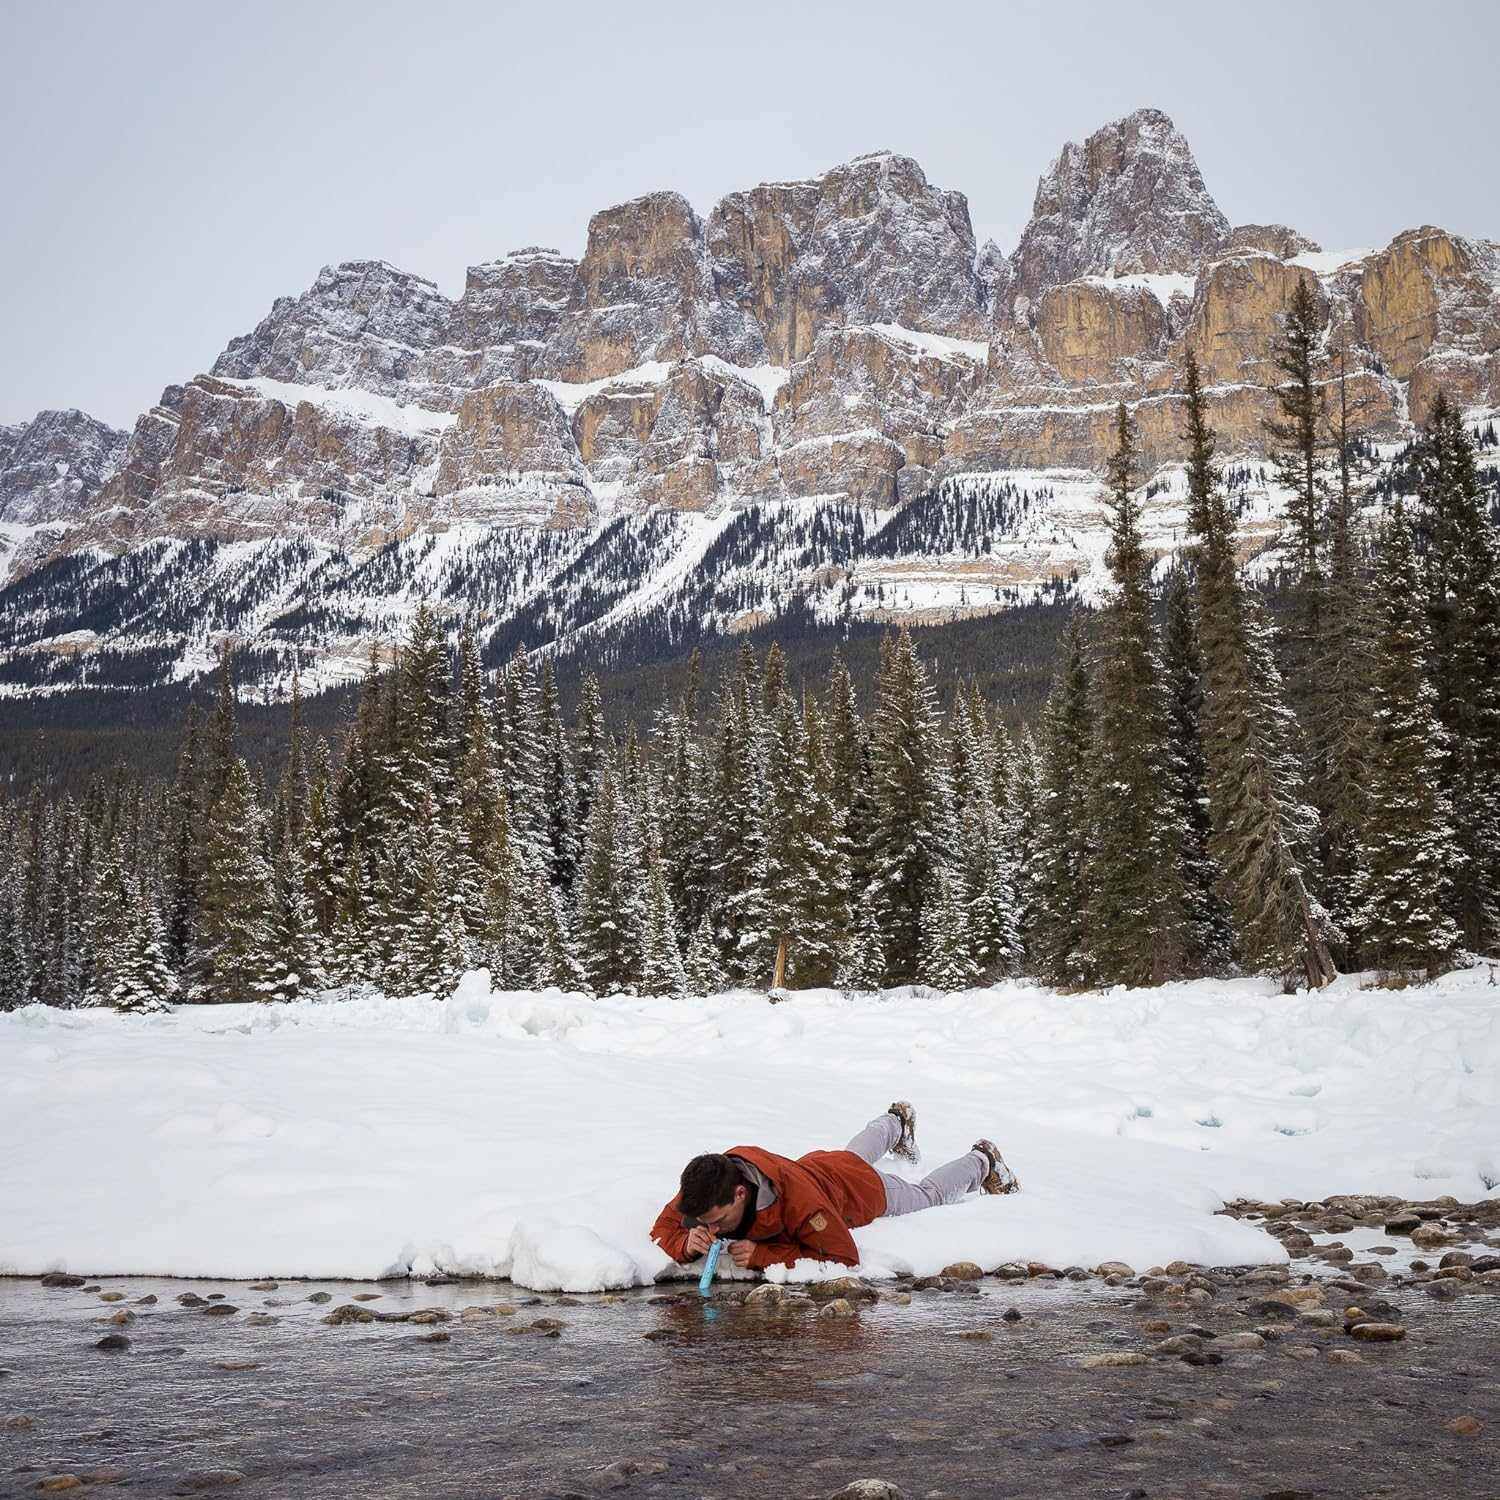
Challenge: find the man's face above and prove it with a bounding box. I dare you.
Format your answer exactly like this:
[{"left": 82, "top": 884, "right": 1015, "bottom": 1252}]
[{"left": 695, "top": 1185, "right": 747, "bottom": 1236}]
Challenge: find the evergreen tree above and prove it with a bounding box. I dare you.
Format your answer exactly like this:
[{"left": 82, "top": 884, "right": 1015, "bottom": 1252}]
[
  {"left": 868, "top": 627, "right": 954, "bottom": 985},
  {"left": 1416, "top": 393, "right": 1500, "bottom": 952},
  {"left": 1086, "top": 405, "right": 1194, "bottom": 986},
  {"left": 783, "top": 696, "right": 853, "bottom": 987},
  {"left": 576, "top": 764, "right": 634, "bottom": 995},
  {"left": 918, "top": 863, "right": 978, "bottom": 991},
  {"left": 1186, "top": 350, "right": 1338, "bottom": 988},
  {"left": 683, "top": 912, "right": 726, "bottom": 996},
  {"left": 836, "top": 888, "right": 886, "bottom": 993},
  {"left": 1266, "top": 276, "right": 1329, "bottom": 658},
  {"left": 1030, "top": 612, "right": 1096, "bottom": 986},
  {"left": 1353, "top": 499, "right": 1460, "bottom": 979},
  {"left": 194, "top": 758, "right": 282, "bottom": 1002},
  {"left": 1161, "top": 568, "right": 1233, "bottom": 972}
]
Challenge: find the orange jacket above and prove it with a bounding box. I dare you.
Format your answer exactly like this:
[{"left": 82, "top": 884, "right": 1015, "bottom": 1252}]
[{"left": 650, "top": 1145, "right": 885, "bottom": 1270}]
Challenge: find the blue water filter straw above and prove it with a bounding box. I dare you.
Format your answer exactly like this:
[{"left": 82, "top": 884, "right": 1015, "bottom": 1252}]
[{"left": 698, "top": 1237, "right": 725, "bottom": 1295}]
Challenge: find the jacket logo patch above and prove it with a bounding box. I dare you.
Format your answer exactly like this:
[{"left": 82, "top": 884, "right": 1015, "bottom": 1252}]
[{"left": 807, "top": 1213, "right": 828, "bottom": 1233}]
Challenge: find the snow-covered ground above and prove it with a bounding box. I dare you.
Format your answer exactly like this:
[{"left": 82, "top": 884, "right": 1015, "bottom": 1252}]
[{"left": 3, "top": 970, "right": 1496, "bottom": 1292}]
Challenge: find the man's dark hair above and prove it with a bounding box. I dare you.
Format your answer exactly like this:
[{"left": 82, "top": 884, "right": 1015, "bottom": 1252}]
[{"left": 679, "top": 1153, "right": 742, "bottom": 1219}]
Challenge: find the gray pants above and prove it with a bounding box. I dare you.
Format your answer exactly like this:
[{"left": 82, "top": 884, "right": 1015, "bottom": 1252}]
[{"left": 845, "top": 1113, "right": 986, "bottom": 1218}]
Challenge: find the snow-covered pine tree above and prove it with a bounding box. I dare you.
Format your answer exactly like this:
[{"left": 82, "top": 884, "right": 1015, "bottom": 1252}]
[
  {"left": 575, "top": 762, "right": 634, "bottom": 996},
  {"left": 538, "top": 659, "right": 579, "bottom": 894},
  {"left": 1185, "top": 351, "right": 1338, "bottom": 989},
  {"left": 918, "top": 862, "right": 978, "bottom": 992},
  {"left": 1303, "top": 353, "right": 1377, "bottom": 958},
  {"left": 1161, "top": 568, "right": 1233, "bottom": 973},
  {"left": 682, "top": 911, "right": 726, "bottom": 997},
  {"left": 639, "top": 851, "right": 687, "bottom": 998},
  {"left": 327, "top": 837, "right": 372, "bottom": 992},
  {"left": 0, "top": 854, "right": 31, "bottom": 1011},
  {"left": 707, "top": 657, "right": 773, "bottom": 984},
  {"left": 1353, "top": 498, "right": 1460, "bottom": 980},
  {"left": 1004, "top": 727, "right": 1042, "bottom": 966},
  {"left": 573, "top": 672, "right": 608, "bottom": 835},
  {"left": 164, "top": 708, "right": 201, "bottom": 974},
  {"left": 765, "top": 671, "right": 809, "bottom": 974},
  {"left": 836, "top": 886, "right": 887, "bottom": 994},
  {"left": 1265, "top": 276, "right": 1330, "bottom": 677},
  {"left": 1417, "top": 393, "right": 1500, "bottom": 952},
  {"left": 1031, "top": 612, "right": 1096, "bottom": 987},
  {"left": 784, "top": 695, "right": 853, "bottom": 988},
  {"left": 193, "top": 757, "right": 282, "bottom": 1003},
  {"left": 868, "top": 627, "right": 955, "bottom": 985},
  {"left": 1087, "top": 404, "right": 1194, "bottom": 987},
  {"left": 110, "top": 874, "right": 177, "bottom": 1014}
]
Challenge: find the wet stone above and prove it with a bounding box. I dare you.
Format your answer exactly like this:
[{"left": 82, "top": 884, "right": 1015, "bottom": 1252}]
[
  {"left": 1002, "top": 1306, "right": 1023, "bottom": 1323},
  {"left": 135, "top": 1294, "right": 158, "bottom": 1305},
  {"left": 2, "top": 1414, "right": 35, "bottom": 1430},
  {"left": 39, "top": 1274, "right": 86, "bottom": 1289},
  {"left": 247, "top": 1281, "right": 278, "bottom": 1291},
  {"left": 306, "top": 1292, "right": 332, "bottom": 1304},
  {"left": 939, "top": 1261, "right": 983, "bottom": 1281},
  {"left": 352, "top": 1292, "right": 382, "bottom": 1301},
  {"left": 1445, "top": 1415, "right": 1482, "bottom": 1437},
  {"left": 36, "top": 1477, "right": 83, "bottom": 1493},
  {"left": 1347, "top": 1323, "right": 1406, "bottom": 1342},
  {"left": 323, "top": 1305, "right": 376, "bottom": 1325},
  {"left": 176, "top": 1470, "right": 245, "bottom": 1490},
  {"left": 201, "top": 1304, "right": 239, "bottom": 1317},
  {"left": 176, "top": 1293, "right": 206, "bottom": 1307},
  {"left": 98, "top": 1291, "right": 126, "bottom": 1302},
  {"left": 244, "top": 1313, "right": 278, "bottom": 1327},
  {"left": 1079, "top": 1352, "right": 1148, "bottom": 1368},
  {"left": 829, "top": 1482, "right": 907, "bottom": 1500},
  {"left": 95, "top": 1334, "right": 130, "bottom": 1352}
]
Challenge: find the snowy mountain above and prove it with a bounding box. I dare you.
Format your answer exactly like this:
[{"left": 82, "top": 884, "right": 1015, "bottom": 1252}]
[{"left": 3, "top": 107, "right": 1500, "bottom": 697}]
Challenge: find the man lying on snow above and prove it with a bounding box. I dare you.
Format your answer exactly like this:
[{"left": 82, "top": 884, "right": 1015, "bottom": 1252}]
[{"left": 651, "top": 1103, "right": 1019, "bottom": 1271}]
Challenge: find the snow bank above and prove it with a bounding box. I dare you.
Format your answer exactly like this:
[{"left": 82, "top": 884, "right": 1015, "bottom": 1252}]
[{"left": 3, "top": 970, "right": 1496, "bottom": 1290}]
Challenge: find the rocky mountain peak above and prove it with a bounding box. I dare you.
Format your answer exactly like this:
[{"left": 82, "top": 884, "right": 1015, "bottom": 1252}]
[
  {"left": 0, "top": 408, "right": 128, "bottom": 528},
  {"left": 1010, "top": 107, "right": 1230, "bottom": 305},
  {"left": 211, "top": 258, "right": 453, "bottom": 400}
]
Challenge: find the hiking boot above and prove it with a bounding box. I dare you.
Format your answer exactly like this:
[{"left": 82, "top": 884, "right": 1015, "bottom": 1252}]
[
  {"left": 973, "top": 1139, "right": 1019, "bottom": 1195},
  {"left": 887, "top": 1101, "right": 921, "bottom": 1165}
]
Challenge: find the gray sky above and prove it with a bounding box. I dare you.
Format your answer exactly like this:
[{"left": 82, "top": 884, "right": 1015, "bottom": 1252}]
[{"left": 4, "top": 0, "right": 1497, "bottom": 430}]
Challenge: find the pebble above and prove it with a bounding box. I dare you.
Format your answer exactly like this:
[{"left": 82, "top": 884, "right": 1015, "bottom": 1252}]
[
  {"left": 1214, "top": 1332, "right": 1265, "bottom": 1351},
  {"left": 1141, "top": 1319, "right": 1172, "bottom": 1334},
  {"left": 352, "top": 1292, "right": 382, "bottom": 1301},
  {"left": 244, "top": 1313, "right": 278, "bottom": 1327},
  {"left": 1079, "top": 1352, "right": 1148, "bottom": 1368},
  {"left": 2, "top": 1414, "right": 35, "bottom": 1430},
  {"left": 135, "top": 1294, "right": 158, "bottom": 1305},
  {"left": 306, "top": 1292, "right": 332, "bottom": 1304},
  {"left": 1445, "top": 1415, "right": 1482, "bottom": 1437},
  {"left": 881, "top": 1291, "right": 912, "bottom": 1307},
  {"left": 1326, "top": 1349, "right": 1364, "bottom": 1365},
  {"left": 98, "top": 1291, "right": 126, "bottom": 1303},
  {"left": 322, "top": 1305, "right": 376, "bottom": 1325},
  {"left": 954, "top": 1329, "right": 993, "bottom": 1342},
  {"left": 1095, "top": 1261, "right": 1135, "bottom": 1278},
  {"left": 39, "top": 1273, "right": 86, "bottom": 1288},
  {"left": 36, "top": 1476, "right": 83, "bottom": 1492},
  {"left": 95, "top": 1334, "right": 130, "bottom": 1352},
  {"left": 176, "top": 1293, "right": 206, "bottom": 1307},
  {"left": 810, "top": 1277, "right": 879, "bottom": 1303},
  {"left": 939, "top": 1261, "right": 983, "bottom": 1281},
  {"left": 830, "top": 1482, "right": 907, "bottom": 1500},
  {"left": 1426, "top": 1279, "right": 1461, "bottom": 1301},
  {"left": 818, "top": 1299, "right": 857, "bottom": 1320},
  {"left": 1299, "top": 1310, "right": 1338, "bottom": 1328},
  {"left": 106, "top": 1310, "right": 134, "bottom": 1326},
  {"left": 992, "top": 1262, "right": 1028, "bottom": 1279},
  {"left": 416, "top": 1330, "right": 450, "bottom": 1344},
  {"left": 1409, "top": 1224, "right": 1452, "bottom": 1249},
  {"left": 215, "top": 1361, "right": 260, "bottom": 1371},
  {"left": 247, "top": 1281, "right": 278, "bottom": 1291},
  {"left": 177, "top": 1469, "right": 245, "bottom": 1490},
  {"left": 201, "top": 1304, "right": 239, "bottom": 1317},
  {"left": 1001, "top": 1307, "right": 1022, "bottom": 1323},
  {"left": 1347, "top": 1323, "right": 1405, "bottom": 1342}
]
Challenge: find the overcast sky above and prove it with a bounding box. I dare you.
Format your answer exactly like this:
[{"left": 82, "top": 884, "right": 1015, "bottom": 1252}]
[{"left": 4, "top": 0, "right": 1497, "bottom": 429}]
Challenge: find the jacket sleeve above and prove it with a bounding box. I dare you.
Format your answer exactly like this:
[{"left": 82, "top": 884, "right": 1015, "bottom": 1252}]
[
  {"left": 745, "top": 1211, "right": 860, "bottom": 1270},
  {"left": 650, "top": 1197, "right": 696, "bottom": 1263}
]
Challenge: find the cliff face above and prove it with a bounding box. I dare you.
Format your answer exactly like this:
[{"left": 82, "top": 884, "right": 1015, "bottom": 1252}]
[{"left": 5, "top": 107, "right": 1499, "bottom": 680}]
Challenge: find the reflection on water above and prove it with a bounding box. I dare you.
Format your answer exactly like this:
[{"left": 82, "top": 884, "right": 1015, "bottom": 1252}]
[{"left": 1, "top": 1273, "right": 1496, "bottom": 1498}]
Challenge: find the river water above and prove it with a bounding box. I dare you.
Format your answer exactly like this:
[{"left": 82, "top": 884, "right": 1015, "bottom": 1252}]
[{"left": 1, "top": 1272, "right": 1495, "bottom": 1498}]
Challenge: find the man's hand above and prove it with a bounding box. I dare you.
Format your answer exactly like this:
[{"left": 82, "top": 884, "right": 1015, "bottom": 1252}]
[
  {"left": 684, "top": 1226, "right": 715, "bottom": 1259},
  {"left": 727, "top": 1239, "right": 755, "bottom": 1269}
]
